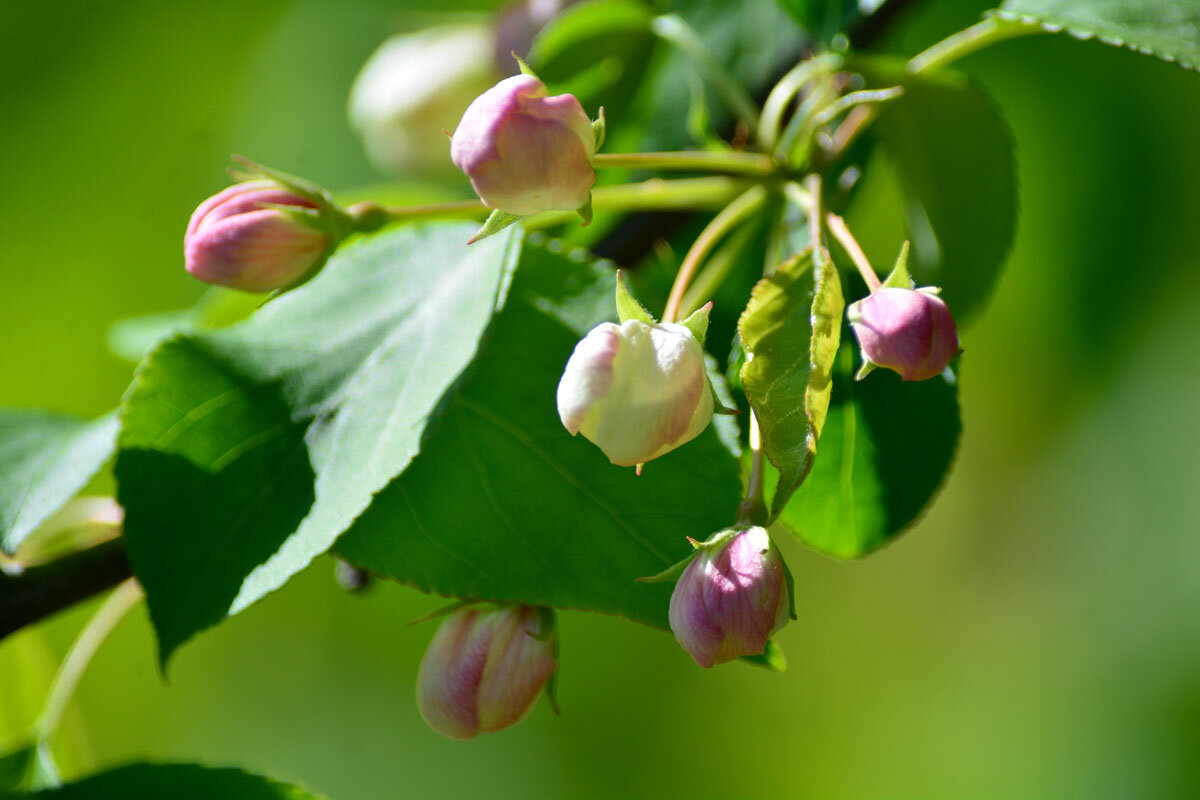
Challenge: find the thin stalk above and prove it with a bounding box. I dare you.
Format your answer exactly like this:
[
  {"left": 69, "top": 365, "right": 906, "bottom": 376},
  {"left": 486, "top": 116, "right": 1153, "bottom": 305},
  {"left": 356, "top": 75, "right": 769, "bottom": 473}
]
[
  {"left": 372, "top": 177, "right": 750, "bottom": 228},
  {"left": 527, "top": 176, "right": 750, "bottom": 230},
  {"left": 651, "top": 15, "right": 760, "bottom": 136},
  {"left": 907, "top": 15, "right": 1047, "bottom": 75},
  {"left": 737, "top": 411, "right": 767, "bottom": 526},
  {"left": 677, "top": 222, "right": 757, "bottom": 319},
  {"left": 759, "top": 54, "right": 841, "bottom": 151},
  {"left": 593, "top": 151, "right": 775, "bottom": 176},
  {"left": 662, "top": 185, "right": 768, "bottom": 323},
  {"left": 823, "top": 15, "right": 1047, "bottom": 165},
  {"left": 35, "top": 579, "right": 142, "bottom": 747},
  {"left": 803, "top": 174, "right": 823, "bottom": 250},
  {"left": 826, "top": 212, "right": 881, "bottom": 290}
]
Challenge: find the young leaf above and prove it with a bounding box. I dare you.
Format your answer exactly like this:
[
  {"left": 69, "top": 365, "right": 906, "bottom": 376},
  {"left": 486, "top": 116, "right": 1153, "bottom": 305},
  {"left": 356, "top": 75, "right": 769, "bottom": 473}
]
[
  {"left": 117, "top": 224, "right": 521, "bottom": 667},
  {"left": 738, "top": 247, "right": 844, "bottom": 521},
  {"left": 867, "top": 64, "right": 1017, "bottom": 321},
  {"left": 996, "top": 0, "right": 1200, "bottom": 70},
  {"left": 775, "top": 338, "right": 961, "bottom": 558},
  {"left": 0, "top": 410, "right": 118, "bottom": 556},
  {"left": 25, "top": 763, "right": 322, "bottom": 799},
  {"left": 334, "top": 241, "right": 743, "bottom": 631}
]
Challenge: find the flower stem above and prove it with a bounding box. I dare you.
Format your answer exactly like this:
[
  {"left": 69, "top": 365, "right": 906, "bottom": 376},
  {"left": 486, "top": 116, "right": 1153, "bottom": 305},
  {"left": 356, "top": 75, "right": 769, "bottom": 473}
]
[
  {"left": 825, "top": 212, "right": 881, "bottom": 291},
  {"left": 592, "top": 151, "right": 775, "bottom": 176},
  {"left": 662, "top": 185, "right": 768, "bottom": 323},
  {"left": 371, "top": 177, "right": 751, "bottom": 229},
  {"left": 907, "top": 15, "right": 1047, "bottom": 75},
  {"left": 737, "top": 411, "right": 768, "bottom": 526},
  {"left": 35, "top": 578, "right": 142, "bottom": 748}
]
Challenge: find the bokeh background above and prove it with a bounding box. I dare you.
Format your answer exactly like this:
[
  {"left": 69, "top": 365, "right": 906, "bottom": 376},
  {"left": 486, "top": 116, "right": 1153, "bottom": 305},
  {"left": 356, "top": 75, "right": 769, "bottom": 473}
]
[{"left": 3, "top": 0, "right": 1199, "bottom": 797}]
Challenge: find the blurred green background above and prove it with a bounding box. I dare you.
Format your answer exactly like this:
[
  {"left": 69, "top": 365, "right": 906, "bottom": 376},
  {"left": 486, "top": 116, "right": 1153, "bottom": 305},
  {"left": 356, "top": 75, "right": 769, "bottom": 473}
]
[{"left": 2, "top": 0, "right": 1199, "bottom": 797}]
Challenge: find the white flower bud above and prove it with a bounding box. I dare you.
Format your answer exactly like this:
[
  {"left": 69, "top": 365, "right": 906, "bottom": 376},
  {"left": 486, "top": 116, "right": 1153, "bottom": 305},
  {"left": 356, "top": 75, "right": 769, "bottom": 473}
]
[{"left": 556, "top": 319, "right": 713, "bottom": 466}]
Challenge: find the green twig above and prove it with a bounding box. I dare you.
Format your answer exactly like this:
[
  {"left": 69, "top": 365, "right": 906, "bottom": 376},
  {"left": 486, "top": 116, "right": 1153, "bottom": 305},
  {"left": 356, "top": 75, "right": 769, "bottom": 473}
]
[{"left": 593, "top": 151, "right": 775, "bottom": 176}]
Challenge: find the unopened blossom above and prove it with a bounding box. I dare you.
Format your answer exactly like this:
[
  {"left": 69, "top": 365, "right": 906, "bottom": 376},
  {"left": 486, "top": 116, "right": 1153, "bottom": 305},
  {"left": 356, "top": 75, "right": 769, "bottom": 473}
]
[
  {"left": 451, "top": 74, "right": 596, "bottom": 215},
  {"left": 184, "top": 181, "right": 330, "bottom": 292},
  {"left": 556, "top": 319, "right": 713, "bottom": 467},
  {"left": 848, "top": 287, "right": 959, "bottom": 381},
  {"left": 349, "top": 24, "right": 499, "bottom": 176},
  {"left": 669, "top": 527, "right": 789, "bottom": 668},
  {"left": 416, "top": 605, "right": 557, "bottom": 741}
]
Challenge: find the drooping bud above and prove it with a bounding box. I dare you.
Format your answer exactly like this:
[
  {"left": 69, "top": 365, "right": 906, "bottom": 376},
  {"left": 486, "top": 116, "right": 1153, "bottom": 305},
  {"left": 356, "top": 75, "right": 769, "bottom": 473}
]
[
  {"left": 416, "top": 605, "right": 557, "bottom": 741},
  {"left": 451, "top": 74, "right": 597, "bottom": 215},
  {"left": 349, "top": 24, "right": 500, "bottom": 176},
  {"left": 185, "top": 180, "right": 337, "bottom": 293},
  {"left": 847, "top": 287, "right": 960, "bottom": 381},
  {"left": 668, "top": 527, "right": 789, "bottom": 668},
  {"left": 556, "top": 318, "right": 714, "bottom": 467}
]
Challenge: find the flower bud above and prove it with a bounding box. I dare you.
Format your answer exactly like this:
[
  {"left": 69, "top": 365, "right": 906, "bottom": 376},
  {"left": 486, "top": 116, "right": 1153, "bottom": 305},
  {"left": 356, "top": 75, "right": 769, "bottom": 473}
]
[
  {"left": 669, "top": 527, "right": 789, "bottom": 668},
  {"left": 184, "top": 181, "right": 332, "bottom": 293},
  {"left": 349, "top": 25, "right": 500, "bottom": 176},
  {"left": 451, "top": 74, "right": 596, "bottom": 215},
  {"left": 416, "top": 605, "right": 557, "bottom": 740},
  {"left": 556, "top": 319, "right": 713, "bottom": 467},
  {"left": 848, "top": 287, "right": 960, "bottom": 381}
]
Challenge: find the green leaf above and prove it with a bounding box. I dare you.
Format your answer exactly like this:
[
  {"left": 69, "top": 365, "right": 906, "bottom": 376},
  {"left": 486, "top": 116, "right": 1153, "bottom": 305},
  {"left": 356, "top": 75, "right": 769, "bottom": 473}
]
[
  {"left": 996, "top": 0, "right": 1200, "bottom": 70},
  {"left": 27, "top": 763, "right": 323, "bottom": 799},
  {"left": 776, "top": 340, "right": 961, "bottom": 558},
  {"left": 0, "top": 411, "right": 118, "bottom": 556},
  {"left": 334, "top": 240, "right": 744, "bottom": 630},
  {"left": 117, "top": 224, "right": 520, "bottom": 667},
  {"left": 738, "top": 248, "right": 844, "bottom": 521},
  {"left": 869, "top": 64, "right": 1017, "bottom": 320},
  {"left": 529, "top": 0, "right": 655, "bottom": 122},
  {"left": 0, "top": 745, "right": 34, "bottom": 792}
]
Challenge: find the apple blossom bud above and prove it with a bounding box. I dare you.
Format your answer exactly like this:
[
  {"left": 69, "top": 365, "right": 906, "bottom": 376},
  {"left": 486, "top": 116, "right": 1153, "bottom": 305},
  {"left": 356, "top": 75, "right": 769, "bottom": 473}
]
[
  {"left": 669, "top": 527, "right": 789, "bottom": 668},
  {"left": 556, "top": 319, "right": 713, "bottom": 467},
  {"left": 349, "top": 25, "right": 499, "bottom": 176},
  {"left": 416, "top": 605, "right": 557, "bottom": 740},
  {"left": 185, "top": 181, "right": 332, "bottom": 293},
  {"left": 848, "top": 287, "right": 960, "bottom": 381},
  {"left": 451, "top": 74, "right": 596, "bottom": 215}
]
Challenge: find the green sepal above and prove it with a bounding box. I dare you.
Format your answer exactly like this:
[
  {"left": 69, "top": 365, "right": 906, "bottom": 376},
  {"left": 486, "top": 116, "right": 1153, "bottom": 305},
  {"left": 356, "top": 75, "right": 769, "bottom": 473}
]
[
  {"left": 467, "top": 209, "right": 524, "bottom": 244},
  {"left": 615, "top": 270, "right": 656, "bottom": 325},
  {"left": 534, "top": 606, "right": 562, "bottom": 716},
  {"left": 779, "top": 539, "right": 797, "bottom": 621},
  {"left": 228, "top": 154, "right": 330, "bottom": 207},
  {"left": 710, "top": 380, "right": 740, "bottom": 415},
  {"left": 405, "top": 599, "right": 474, "bottom": 627},
  {"left": 592, "top": 106, "right": 606, "bottom": 152},
  {"left": 855, "top": 360, "right": 877, "bottom": 381},
  {"left": 738, "top": 639, "right": 787, "bottom": 672},
  {"left": 679, "top": 302, "right": 711, "bottom": 346},
  {"left": 512, "top": 52, "right": 541, "bottom": 81},
  {"left": 577, "top": 193, "right": 593, "bottom": 227},
  {"left": 879, "top": 240, "right": 915, "bottom": 290},
  {"left": 635, "top": 548, "right": 700, "bottom": 583}
]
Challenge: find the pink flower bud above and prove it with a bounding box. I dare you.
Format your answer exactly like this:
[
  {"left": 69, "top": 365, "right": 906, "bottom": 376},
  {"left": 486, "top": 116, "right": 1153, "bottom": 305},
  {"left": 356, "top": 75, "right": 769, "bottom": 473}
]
[
  {"left": 416, "top": 605, "right": 557, "bottom": 740},
  {"left": 669, "top": 527, "right": 789, "bottom": 668},
  {"left": 451, "top": 75, "right": 596, "bottom": 215},
  {"left": 185, "top": 181, "right": 332, "bottom": 293},
  {"left": 848, "top": 287, "right": 960, "bottom": 381},
  {"left": 556, "top": 319, "right": 713, "bottom": 467}
]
